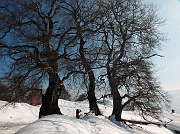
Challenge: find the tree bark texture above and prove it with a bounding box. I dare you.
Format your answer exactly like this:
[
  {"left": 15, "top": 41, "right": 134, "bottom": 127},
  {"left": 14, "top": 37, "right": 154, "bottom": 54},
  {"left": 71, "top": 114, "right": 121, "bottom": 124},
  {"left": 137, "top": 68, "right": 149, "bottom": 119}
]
[
  {"left": 111, "top": 91, "right": 123, "bottom": 121},
  {"left": 87, "top": 70, "right": 101, "bottom": 115},
  {"left": 107, "top": 66, "right": 123, "bottom": 121},
  {"left": 39, "top": 73, "right": 62, "bottom": 118}
]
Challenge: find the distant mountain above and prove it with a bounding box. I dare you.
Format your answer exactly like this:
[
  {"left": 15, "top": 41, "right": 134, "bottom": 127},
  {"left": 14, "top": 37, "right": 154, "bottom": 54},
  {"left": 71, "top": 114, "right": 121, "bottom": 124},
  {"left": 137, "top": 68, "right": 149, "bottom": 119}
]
[{"left": 168, "top": 89, "right": 180, "bottom": 114}]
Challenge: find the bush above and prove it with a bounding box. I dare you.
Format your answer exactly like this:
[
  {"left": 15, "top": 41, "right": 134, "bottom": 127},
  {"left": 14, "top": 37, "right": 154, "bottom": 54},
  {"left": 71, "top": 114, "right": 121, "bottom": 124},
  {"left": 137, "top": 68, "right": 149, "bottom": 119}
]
[{"left": 76, "top": 93, "right": 87, "bottom": 101}]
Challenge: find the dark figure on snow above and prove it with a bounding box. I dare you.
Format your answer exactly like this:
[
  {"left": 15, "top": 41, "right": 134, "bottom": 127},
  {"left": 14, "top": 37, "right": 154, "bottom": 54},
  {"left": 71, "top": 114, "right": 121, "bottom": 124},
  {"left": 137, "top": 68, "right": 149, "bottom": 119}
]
[{"left": 76, "top": 109, "right": 81, "bottom": 119}]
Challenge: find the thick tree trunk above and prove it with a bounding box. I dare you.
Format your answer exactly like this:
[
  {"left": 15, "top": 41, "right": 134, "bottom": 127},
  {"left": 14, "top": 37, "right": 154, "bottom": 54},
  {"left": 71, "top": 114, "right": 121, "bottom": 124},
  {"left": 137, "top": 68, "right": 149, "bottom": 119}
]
[
  {"left": 107, "top": 67, "right": 123, "bottom": 121},
  {"left": 87, "top": 70, "right": 101, "bottom": 116},
  {"left": 39, "top": 73, "right": 62, "bottom": 118},
  {"left": 112, "top": 92, "right": 123, "bottom": 121}
]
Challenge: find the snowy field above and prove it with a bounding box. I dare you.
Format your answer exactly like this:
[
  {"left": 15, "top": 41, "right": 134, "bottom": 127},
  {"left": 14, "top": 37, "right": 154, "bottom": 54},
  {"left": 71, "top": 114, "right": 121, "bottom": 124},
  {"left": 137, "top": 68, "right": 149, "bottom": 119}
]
[
  {"left": 169, "top": 89, "right": 180, "bottom": 114},
  {"left": 0, "top": 98, "right": 180, "bottom": 134}
]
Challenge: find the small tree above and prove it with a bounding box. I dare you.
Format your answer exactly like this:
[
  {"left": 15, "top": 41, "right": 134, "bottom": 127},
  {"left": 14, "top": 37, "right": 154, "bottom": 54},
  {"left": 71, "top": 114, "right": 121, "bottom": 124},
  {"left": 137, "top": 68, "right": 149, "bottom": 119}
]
[
  {"left": 115, "top": 59, "right": 170, "bottom": 120},
  {"left": 76, "top": 93, "right": 87, "bottom": 101},
  {"left": 0, "top": 83, "right": 11, "bottom": 101},
  {"left": 59, "top": 88, "right": 71, "bottom": 100}
]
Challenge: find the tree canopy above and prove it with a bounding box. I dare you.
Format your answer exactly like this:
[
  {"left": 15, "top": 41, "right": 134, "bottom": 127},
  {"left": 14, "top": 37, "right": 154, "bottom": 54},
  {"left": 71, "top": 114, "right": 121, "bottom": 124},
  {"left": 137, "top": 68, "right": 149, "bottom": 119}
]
[{"left": 0, "top": 0, "right": 170, "bottom": 121}]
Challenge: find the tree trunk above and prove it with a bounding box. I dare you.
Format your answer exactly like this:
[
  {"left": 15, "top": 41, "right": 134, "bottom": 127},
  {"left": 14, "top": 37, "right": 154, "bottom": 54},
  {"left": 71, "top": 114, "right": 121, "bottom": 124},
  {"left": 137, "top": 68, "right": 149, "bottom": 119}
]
[
  {"left": 110, "top": 78, "right": 123, "bottom": 121},
  {"left": 79, "top": 35, "right": 101, "bottom": 116},
  {"left": 112, "top": 92, "right": 123, "bottom": 121},
  {"left": 87, "top": 70, "right": 101, "bottom": 116},
  {"left": 107, "top": 68, "right": 123, "bottom": 121},
  {"left": 39, "top": 73, "right": 62, "bottom": 118}
]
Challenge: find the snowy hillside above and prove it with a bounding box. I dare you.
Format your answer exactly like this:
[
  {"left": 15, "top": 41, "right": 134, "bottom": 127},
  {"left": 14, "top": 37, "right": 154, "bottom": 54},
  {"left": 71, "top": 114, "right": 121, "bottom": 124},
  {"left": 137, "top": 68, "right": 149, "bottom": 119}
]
[
  {"left": 169, "top": 89, "right": 180, "bottom": 114},
  {"left": 0, "top": 99, "right": 179, "bottom": 134}
]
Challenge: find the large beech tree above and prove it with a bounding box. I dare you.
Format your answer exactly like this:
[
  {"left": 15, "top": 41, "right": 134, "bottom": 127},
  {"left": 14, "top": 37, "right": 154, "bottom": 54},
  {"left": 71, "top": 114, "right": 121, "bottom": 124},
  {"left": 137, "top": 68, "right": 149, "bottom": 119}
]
[
  {"left": 99, "top": 0, "right": 170, "bottom": 121},
  {"left": 0, "top": 0, "right": 103, "bottom": 117},
  {"left": 0, "top": 0, "right": 78, "bottom": 118}
]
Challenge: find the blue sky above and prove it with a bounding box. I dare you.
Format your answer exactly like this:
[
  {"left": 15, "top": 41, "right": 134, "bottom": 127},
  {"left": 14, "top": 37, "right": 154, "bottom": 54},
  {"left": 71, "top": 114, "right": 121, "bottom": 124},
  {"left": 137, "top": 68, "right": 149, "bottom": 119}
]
[{"left": 145, "top": 0, "right": 180, "bottom": 91}]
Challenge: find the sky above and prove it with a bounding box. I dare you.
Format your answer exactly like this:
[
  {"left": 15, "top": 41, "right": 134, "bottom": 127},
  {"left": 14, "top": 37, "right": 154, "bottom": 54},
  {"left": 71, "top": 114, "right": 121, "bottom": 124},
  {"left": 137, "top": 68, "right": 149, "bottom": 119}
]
[{"left": 145, "top": 0, "right": 180, "bottom": 91}]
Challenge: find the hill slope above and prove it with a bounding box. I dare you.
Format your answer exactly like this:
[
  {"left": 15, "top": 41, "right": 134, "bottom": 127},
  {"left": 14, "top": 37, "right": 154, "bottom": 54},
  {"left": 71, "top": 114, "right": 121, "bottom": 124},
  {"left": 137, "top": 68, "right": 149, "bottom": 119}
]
[
  {"left": 169, "top": 89, "right": 180, "bottom": 114},
  {"left": 0, "top": 99, "right": 178, "bottom": 134}
]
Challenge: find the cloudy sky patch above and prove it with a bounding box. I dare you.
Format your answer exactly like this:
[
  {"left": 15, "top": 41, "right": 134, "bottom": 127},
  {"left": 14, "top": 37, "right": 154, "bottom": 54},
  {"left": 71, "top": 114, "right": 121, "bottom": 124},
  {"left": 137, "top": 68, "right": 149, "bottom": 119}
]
[{"left": 145, "top": 0, "right": 180, "bottom": 91}]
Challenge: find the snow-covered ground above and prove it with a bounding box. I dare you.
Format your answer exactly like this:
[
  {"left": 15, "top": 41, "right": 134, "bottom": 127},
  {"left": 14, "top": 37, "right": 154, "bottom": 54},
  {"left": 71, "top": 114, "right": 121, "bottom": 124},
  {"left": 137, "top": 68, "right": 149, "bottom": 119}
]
[
  {"left": 0, "top": 98, "right": 179, "bottom": 134},
  {"left": 169, "top": 89, "right": 180, "bottom": 114},
  {"left": 0, "top": 101, "right": 39, "bottom": 134}
]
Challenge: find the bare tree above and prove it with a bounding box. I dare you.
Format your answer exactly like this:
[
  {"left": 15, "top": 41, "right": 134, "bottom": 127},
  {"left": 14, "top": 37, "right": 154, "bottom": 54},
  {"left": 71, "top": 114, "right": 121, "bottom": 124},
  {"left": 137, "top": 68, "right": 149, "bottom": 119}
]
[
  {"left": 0, "top": 0, "right": 78, "bottom": 118},
  {"left": 100, "top": 0, "right": 170, "bottom": 121},
  {"left": 115, "top": 59, "right": 170, "bottom": 120},
  {"left": 0, "top": 0, "right": 170, "bottom": 121},
  {"left": 63, "top": 0, "right": 104, "bottom": 115}
]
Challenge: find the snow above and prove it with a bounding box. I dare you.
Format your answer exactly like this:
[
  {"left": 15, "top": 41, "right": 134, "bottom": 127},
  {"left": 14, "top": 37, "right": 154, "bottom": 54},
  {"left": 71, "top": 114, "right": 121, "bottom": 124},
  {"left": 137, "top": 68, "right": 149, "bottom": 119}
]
[
  {"left": 0, "top": 101, "right": 39, "bottom": 123},
  {"left": 16, "top": 115, "right": 94, "bottom": 134},
  {"left": 168, "top": 89, "right": 180, "bottom": 114},
  {"left": 163, "top": 111, "right": 180, "bottom": 122},
  {"left": 0, "top": 101, "right": 39, "bottom": 134},
  {"left": 167, "top": 121, "right": 180, "bottom": 132},
  {"left": 16, "top": 114, "right": 132, "bottom": 134},
  {"left": 162, "top": 111, "right": 180, "bottom": 133},
  {"left": 0, "top": 99, "right": 179, "bottom": 134},
  {"left": 138, "top": 124, "right": 174, "bottom": 134}
]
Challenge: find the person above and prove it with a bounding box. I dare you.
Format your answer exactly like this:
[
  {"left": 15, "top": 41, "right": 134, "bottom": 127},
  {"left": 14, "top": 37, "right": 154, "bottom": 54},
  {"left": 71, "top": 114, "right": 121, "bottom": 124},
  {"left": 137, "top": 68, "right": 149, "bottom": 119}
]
[{"left": 76, "top": 109, "right": 81, "bottom": 119}]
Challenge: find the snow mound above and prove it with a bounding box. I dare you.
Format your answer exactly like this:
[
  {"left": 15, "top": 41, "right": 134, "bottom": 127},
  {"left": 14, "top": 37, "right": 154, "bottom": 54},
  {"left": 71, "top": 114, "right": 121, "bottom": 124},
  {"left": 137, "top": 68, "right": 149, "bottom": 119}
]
[
  {"left": 0, "top": 101, "right": 39, "bottom": 123},
  {"left": 15, "top": 114, "right": 132, "bottom": 134}
]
